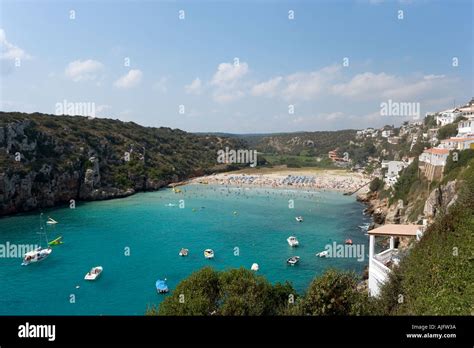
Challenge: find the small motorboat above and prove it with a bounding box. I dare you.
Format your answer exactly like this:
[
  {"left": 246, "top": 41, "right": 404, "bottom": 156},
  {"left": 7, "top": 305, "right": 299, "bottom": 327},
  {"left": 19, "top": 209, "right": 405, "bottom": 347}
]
[
  {"left": 287, "top": 236, "right": 299, "bottom": 247},
  {"left": 46, "top": 217, "right": 58, "bottom": 225},
  {"left": 345, "top": 239, "right": 353, "bottom": 245},
  {"left": 179, "top": 248, "right": 189, "bottom": 257},
  {"left": 316, "top": 250, "right": 329, "bottom": 258},
  {"left": 156, "top": 279, "right": 169, "bottom": 294},
  {"left": 84, "top": 266, "right": 103, "bottom": 280},
  {"left": 295, "top": 216, "right": 304, "bottom": 222},
  {"left": 204, "top": 249, "right": 214, "bottom": 259},
  {"left": 251, "top": 263, "right": 259, "bottom": 271},
  {"left": 287, "top": 256, "right": 300, "bottom": 266},
  {"left": 21, "top": 247, "right": 52, "bottom": 266}
]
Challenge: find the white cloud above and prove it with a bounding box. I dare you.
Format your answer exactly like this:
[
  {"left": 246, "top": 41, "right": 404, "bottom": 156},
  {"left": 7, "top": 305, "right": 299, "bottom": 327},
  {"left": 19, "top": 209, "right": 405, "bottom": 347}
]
[
  {"left": 209, "top": 61, "right": 249, "bottom": 103},
  {"left": 211, "top": 62, "right": 249, "bottom": 87},
  {"left": 282, "top": 65, "right": 341, "bottom": 100},
  {"left": 153, "top": 77, "right": 168, "bottom": 93},
  {"left": 251, "top": 76, "right": 282, "bottom": 97},
  {"left": 0, "top": 28, "right": 31, "bottom": 60},
  {"left": 185, "top": 78, "right": 202, "bottom": 95},
  {"left": 331, "top": 71, "right": 454, "bottom": 101},
  {"left": 65, "top": 59, "right": 103, "bottom": 82},
  {"left": 423, "top": 74, "right": 445, "bottom": 80},
  {"left": 382, "top": 80, "right": 440, "bottom": 100},
  {"left": 213, "top": 90, "right": 244, "bottom": 103},
  {"left": 332, "top": 72, "right": 398, "bottom": 99},
  {"left": 114, "top": 69, "right": 143, "bottom": 89}
]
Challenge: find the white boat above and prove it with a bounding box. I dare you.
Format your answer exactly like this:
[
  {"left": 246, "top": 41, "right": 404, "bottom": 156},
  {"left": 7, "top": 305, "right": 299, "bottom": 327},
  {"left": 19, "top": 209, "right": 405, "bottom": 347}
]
[
  {"left": 286, "top": 256, "right": 300, "bottom": 266},
  {"left": 295, "top": 216, "right": 304, "bottom": 222},
  {"left": 251, "top": 263, "right": 259, "bottom": 271},
  {"left": 46, "top": 217, "right": 58, "bottom": 225},
  {"left": 21, "top": 213, "right": 52, "bottom": 266},
  {"left": 84, "top": 266, "right": 103, "bottom": 280},
  {"left": 179, "top": 248, "right": 189, "bottom": 257},
  {"left": 204, "top": 249, "right": 214, "bottom": 259},
  {"left": 316, "top": 250, "right": 329, "bottom": 258},
  {"left": 21, "top": 247, "right": 52, "bottom": 266},
  {"left": 287, "top": 236, "right": 299, "bottom": 247}
]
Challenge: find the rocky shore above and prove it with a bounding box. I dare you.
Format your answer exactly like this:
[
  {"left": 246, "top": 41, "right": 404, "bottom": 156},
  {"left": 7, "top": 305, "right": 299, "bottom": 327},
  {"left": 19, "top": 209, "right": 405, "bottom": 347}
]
[{"left": 356, "top": 179, "right": 459, "bottom": 229}]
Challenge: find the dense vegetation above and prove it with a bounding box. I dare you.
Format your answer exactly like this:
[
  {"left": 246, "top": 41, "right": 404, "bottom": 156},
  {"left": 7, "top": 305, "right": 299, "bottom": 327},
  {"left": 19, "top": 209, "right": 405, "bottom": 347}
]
[
  {"left": 146, "top": 267, "right": 368, "bottom": 316},
  {"left": 146, "top": 267, "right": 296, "bottom": 316},
  {"left": 0, "top": 112, "right": 248, "bottom": 215},
  {"left": 437, "top": 122, "right": 459, "bottom": 140},
  {"left": 0, "top": 112, "right": 247, "bottom": 183},
  {"left": 389, "top": 158, "right": 420, "bottom": 205},
  {"left": 375, "top": 160, "right": 474, "bottom": 315},
  {"left": 242, "top": 130, "right": 357, "bottom": 157}
]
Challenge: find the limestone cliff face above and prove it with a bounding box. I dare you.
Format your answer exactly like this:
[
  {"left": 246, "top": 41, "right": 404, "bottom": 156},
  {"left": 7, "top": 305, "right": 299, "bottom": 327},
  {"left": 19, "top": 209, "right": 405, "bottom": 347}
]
[
  {"left": 0, "top": 120, "right": 139, "bottom": 215},
  {"left": 423, "top": 180, "right": 458, "bottom": 222},
  {"left": 385, "top": 199, "right": 404, "bottom": 224},
  {"left": 0, "top": 112, "right": 241, "bottom": 217},
  {"left": 359, "top": 179, "right": 459, "bottom": 227}
]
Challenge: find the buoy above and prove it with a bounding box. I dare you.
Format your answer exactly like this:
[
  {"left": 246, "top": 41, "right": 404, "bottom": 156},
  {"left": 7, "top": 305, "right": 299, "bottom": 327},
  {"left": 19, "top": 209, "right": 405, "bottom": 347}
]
[{"left": 251, "top": 263, "right": 259, "bottom": 271}]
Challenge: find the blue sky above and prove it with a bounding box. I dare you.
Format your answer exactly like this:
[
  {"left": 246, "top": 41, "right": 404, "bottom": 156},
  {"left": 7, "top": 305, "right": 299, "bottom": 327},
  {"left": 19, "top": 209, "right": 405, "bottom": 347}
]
[{"left": 0, "top": 0, "right": 472, "bottom": 133}]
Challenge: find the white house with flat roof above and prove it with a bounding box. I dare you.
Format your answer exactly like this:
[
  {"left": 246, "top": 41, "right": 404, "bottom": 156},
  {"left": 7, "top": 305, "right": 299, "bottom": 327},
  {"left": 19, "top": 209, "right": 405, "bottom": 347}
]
[
  {"left": 436, "top": 109, "right": 461, "bottom": 126},
  {"left": 383, "top": 161, "right": 406, "bottom": 187},
  {"left": 368, "top": 224, "right": 424, "bottom": 297},
  {"left": 457, "top": 116, "right": 474, "bottom": 137}
]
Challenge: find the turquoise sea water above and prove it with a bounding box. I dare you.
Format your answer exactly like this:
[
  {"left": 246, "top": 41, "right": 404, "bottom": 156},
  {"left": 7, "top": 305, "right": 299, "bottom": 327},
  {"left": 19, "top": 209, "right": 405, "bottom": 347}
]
[{"left": 0, "top": 184, "right": 370, "bottom": 315}]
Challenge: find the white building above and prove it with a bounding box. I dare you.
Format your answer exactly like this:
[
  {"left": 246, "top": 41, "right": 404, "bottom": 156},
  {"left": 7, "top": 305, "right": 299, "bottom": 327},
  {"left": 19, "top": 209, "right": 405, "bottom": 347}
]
[
  {"left": 381, "top": 130, "right": 393, "bottom": 138},
  {"left": 357, "top": 128, "right": 375, "bottom": 138},
  {"left": 457, "top": 116, "right": 474, "bottom": 137},
  {"left": 436, "top": 109, "right": 462, "bottom": 126},
  {"left": 440, "top": 137, "right": 474, "bottom": 151},
  {"left": 368, "top": 224, "right": 423, "bottom": 297},
  {"left": 418, "top": 148, "right": 450, "bottom": 181},
  {"left": 419, "top": 148, "right": 449, "bottom": 166},
  {"left": 418, "top": 151, "right": 430, "bottom": 163},
  {"left": 387, "top": 161, "right": 405, "bottom": 177},
  {"left": 383, "top": 161, "right": 406, "bottom": 187},
  {"left": 458, "top": 97, "right": 474, "bottom": 117}
]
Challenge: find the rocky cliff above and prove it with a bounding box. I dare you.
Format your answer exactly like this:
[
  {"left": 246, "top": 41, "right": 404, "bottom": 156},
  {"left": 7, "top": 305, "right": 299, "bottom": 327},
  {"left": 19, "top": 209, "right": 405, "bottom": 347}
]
[
  {"left": 0, "top": 112, "right": 244, "bottom": 216},
  {"left": 358, "top": 179, "right": 459, "bottom": 228}
]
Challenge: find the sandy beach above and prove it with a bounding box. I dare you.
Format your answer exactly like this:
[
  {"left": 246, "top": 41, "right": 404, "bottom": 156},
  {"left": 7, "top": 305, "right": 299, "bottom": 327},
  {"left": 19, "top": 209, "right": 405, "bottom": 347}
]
[{"left": 188, "top": 167, "right": 371, "bottom": 193}]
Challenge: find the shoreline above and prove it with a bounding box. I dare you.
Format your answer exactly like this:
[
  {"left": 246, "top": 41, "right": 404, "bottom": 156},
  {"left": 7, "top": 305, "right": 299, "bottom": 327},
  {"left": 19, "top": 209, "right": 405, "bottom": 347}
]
[
  {"left": 0, "top": 168, "right": 371, "bottom": 219},
  {"left": 187, "top": 168, "right": 372, "bottom": 193}
]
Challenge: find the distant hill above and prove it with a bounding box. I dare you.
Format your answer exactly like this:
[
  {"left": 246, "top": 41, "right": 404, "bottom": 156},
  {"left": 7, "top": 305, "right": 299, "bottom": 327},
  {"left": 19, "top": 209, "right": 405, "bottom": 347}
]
[
  {"left": 239, "top": 130, "right": 358, "bottom": 156},
  {"left": 198, "top": 130, "right": 358, "bottom": 157},
  {"left": 0, "top": 112, "right": 244, "bottom": 216}
]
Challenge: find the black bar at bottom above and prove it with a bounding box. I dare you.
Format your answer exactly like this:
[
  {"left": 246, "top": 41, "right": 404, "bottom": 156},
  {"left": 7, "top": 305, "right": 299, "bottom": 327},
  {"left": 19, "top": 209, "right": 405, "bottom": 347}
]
[{"left": 0, "top": 316, "right": 472, "bottom": 346}]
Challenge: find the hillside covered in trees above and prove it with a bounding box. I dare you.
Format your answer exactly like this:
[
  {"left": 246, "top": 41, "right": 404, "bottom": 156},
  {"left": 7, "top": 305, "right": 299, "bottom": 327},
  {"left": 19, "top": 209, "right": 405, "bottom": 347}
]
[{"left": 0, "top": 112, "right": 245, "bottom": 216}]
